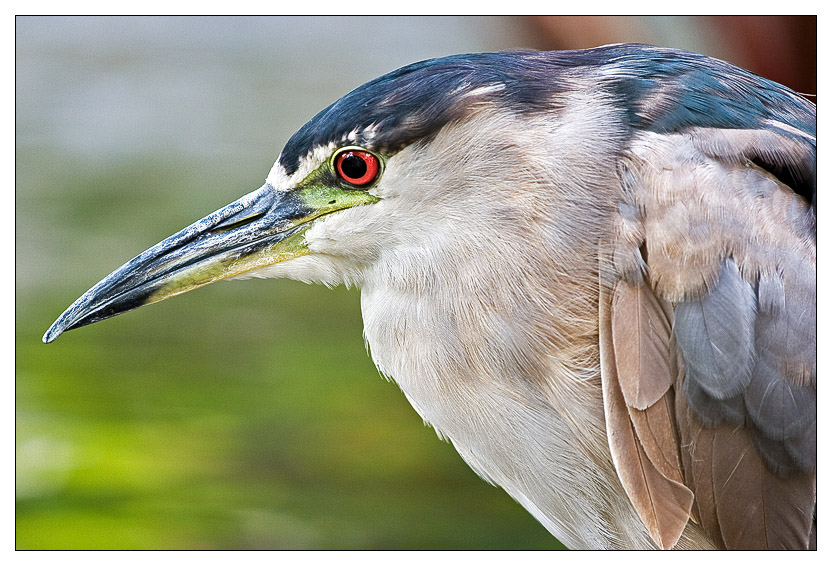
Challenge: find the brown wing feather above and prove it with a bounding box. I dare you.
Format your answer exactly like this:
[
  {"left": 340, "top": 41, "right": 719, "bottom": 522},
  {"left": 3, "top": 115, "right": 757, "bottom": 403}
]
[
  {"left": 674, "top": 369, "right": 723, "bottom": 545},
  {"left": 600, "top": 279, "right": 694, "bottom": 549},
  {"left": 611, "top": 278, "right": 675, "bottom": 409},
  {"left": 683, "top": 414, "right": 725, "bottom": 548},
  {"left": 610, "top": 280, "right": 686, "bottom": 485},
  {"left": 710, "top": 423, "right": 815, "bottom": 548},
  {"left": 627, "top": 394, "right": 685, "bottom": 486}
]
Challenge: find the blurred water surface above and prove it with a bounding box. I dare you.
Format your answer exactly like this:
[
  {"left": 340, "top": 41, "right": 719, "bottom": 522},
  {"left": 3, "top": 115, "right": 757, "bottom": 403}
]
[{"left": 16, "top": 16, "right": 561, "bottom": 549}]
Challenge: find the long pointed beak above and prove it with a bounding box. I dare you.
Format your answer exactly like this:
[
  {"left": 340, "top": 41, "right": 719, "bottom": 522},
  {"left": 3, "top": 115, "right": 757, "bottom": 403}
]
[{"left": 43, "top": 182, "right": 377, "bottom": 343}]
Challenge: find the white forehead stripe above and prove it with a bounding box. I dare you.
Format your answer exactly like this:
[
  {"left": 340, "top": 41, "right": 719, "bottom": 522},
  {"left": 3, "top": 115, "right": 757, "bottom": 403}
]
[
  {"left": 266, "top": 123, "right": 381, "bottom": 191},
  {"left": 266, "top": 142, "right": 337, "bottom": 191}
]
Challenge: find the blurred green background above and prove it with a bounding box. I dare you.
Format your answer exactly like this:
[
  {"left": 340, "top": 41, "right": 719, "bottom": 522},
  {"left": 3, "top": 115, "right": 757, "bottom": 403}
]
[{"left": 16, "top": 16, "right": 815, "bottom": 550}]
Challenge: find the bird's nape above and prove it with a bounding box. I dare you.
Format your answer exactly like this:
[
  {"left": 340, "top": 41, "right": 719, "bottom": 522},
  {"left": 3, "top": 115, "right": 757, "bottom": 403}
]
[{"left": 44, "top": 44, "right": 816, "bottom": 550}]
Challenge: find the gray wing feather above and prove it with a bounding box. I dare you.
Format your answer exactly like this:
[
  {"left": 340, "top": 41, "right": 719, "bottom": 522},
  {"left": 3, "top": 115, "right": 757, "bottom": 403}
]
[
  {"left": 744, "top": 356, "right": 815, "bottom": 441},
  {"left": 784, "top": 419, "right": 816, "bottom": 472},
  {"left": 675, "top": 263, "right": 815, "bottom": 477},
  {"left": 681, "top": 374, "right": 744, "bottom": 426},
  {"left": 674, "top": 259, "right": 756, "bottom": 400}
]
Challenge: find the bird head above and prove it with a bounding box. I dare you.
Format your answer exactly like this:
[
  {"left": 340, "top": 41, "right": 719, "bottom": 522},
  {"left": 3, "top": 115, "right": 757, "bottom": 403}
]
[{"left": 42, "top": 52, "right": 552, "bottom": 341}]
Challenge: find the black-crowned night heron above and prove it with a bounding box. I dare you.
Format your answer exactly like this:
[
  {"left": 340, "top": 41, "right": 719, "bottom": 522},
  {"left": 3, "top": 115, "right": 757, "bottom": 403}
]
[{"left": 44, "top": 44, "right": 816, "bottom": 550}]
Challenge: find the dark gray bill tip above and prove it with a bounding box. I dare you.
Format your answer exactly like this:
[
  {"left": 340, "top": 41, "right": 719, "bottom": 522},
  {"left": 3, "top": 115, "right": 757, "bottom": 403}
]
[
  {"left": 43, "top": 317, "right": 77, "bottom": 344},
  {"left": 42, "top": 324, "right": 62, "bottom": 344},
  {"left": 43, "top": 286, "right": 154, "bottom": 344},
  {"left": 41, "top": 184, "right": 304, "bottom": 345},
  {"left": 43, "top": 309, "right": 87, "bottom": 344},
  {"left": 43, "top": 303, "right": 86, "bottom": 344}
]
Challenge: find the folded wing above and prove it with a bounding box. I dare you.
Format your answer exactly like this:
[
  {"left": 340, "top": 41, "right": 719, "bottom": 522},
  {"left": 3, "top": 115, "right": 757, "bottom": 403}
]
[{"left": 600, "top": 108, "right": 816, "bottom": 549}]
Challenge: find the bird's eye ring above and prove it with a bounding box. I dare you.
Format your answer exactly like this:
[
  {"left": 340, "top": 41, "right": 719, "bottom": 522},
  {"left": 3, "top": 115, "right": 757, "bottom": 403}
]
[{"left": 334, "top": 148, "right": 380, "bottom": 187}]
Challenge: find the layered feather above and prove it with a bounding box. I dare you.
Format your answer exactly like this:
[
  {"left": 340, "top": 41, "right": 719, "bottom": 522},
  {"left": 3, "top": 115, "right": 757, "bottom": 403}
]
[
  {"left": 608, "top": 120, "right": 816, "bottom": 548},
  {"left": 600, "top": 279, "right": 693, "bottom": 549}
]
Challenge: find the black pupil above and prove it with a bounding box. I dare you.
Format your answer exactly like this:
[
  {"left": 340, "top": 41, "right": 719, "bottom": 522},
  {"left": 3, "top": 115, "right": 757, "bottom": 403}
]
[{"left": 341, "top": 154, "right": 367, "bottom": 180}]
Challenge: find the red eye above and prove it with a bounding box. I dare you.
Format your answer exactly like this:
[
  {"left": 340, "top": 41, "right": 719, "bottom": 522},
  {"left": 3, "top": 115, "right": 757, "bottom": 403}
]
[{"left": 335, "top": 150, "right": 380, "bottom": 187}]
